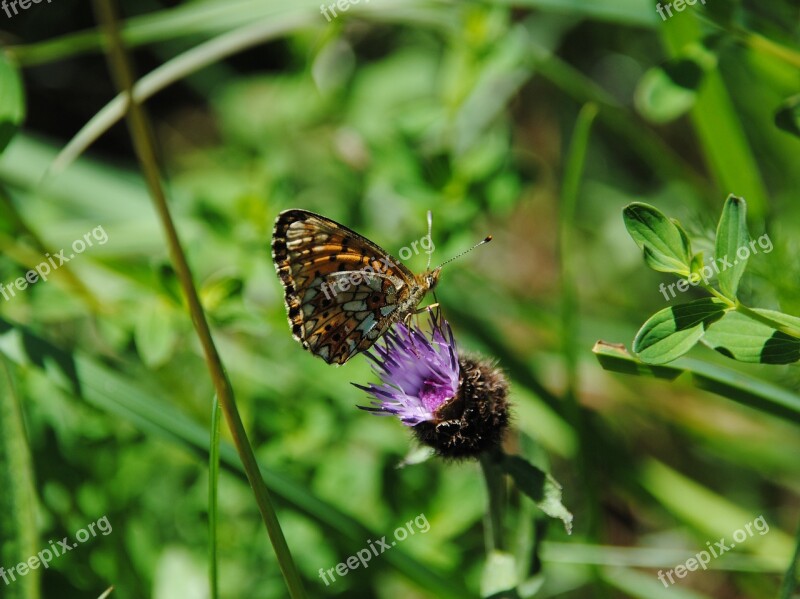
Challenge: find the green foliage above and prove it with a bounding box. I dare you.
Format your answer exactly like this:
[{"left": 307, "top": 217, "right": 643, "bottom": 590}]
[
  {"left": 1, "top": 0, "right": 799, "bottom": 597},
  {"left": 0, "top": 52, "right": 24, "bottom": 156},
  {"left": 714, "top": 195, "right": 749, "bottom": 298},
  {"left": 623, "top": 202, "right": 693, "bottom": 275},
  {"left": 624, "top": 197, "right": 800, "bottom": 365},
  {"left": 633, "top": 298, "right": 726, "bottom": 364},
  {"left": 0, "top": 359, "right": 40, "bottom": 599}
]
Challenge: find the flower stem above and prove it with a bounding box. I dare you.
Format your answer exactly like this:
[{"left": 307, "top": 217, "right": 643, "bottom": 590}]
[
  {"left": 90, "top": 1, "right": 306, "bottom": 596},
  {"left": 479, "top": 451, "right": 506, "bottom": 553}
]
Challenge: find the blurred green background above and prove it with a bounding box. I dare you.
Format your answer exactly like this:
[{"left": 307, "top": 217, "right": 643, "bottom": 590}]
[{"left": 1, "top": 0, "right": 799, "bottom": 597}]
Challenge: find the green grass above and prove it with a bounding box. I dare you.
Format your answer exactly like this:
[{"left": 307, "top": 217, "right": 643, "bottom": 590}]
[{"left": 0, "top": 0, "right": 798, "bottom": 597}]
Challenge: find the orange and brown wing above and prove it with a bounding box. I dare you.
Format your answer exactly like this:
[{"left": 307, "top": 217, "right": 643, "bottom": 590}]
[{"left": 271, "top": 209, "right": 416, "bottom": 364}]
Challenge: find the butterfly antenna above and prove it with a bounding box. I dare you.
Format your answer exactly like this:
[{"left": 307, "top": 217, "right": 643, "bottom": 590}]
[
  {"left": 434, "top": 235, "right": 492, "bottom": 271},
  {"left": 425, "top": 210, "right": 433, "bottom": 271}
]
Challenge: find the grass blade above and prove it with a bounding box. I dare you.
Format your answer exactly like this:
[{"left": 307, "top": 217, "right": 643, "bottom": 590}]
[
  {"left": 593, "top": 342, "right": 800, "bottom": 424},
  {"left": 778, "top": 521, "right": 800, "bottom": 599},
  {"left": 0, "top": 357, "right": 40, "bottom": 599},
  {"left": 90, "top": 0, "right": 306, "bottom": 595},
  {"left": 209, "top": 395, "right": 222, "bottom": 599}
]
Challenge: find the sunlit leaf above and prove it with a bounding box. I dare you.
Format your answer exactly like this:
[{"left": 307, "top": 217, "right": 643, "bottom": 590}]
[
  {"left": 501, "top": 454, "right": 573, "bottom": 534},
  {"left": 481, "top": 550, "right": 517, "bottom": 598},
  {"left": 702, "top": 309, "right": 800, "bottom": 364},
  {"left": 634, "top": 58, "right": 703, "bottom": 124},
  {"left": 134, "top": 299, "right": 178, "bottom": 368},
  {"left": 633, "top": 298, "right": 727, "bottom": 364},
  {"left": 714, "top": 195, "right": 749, "bottom": 299},
  {"left": 623, "top": 202, "right": 692, "bottom": 274}
]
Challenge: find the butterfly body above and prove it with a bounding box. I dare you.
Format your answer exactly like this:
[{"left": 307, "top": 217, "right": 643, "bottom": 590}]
[{"left": 272, "top": 210, "right": 439, "bottom": 365}]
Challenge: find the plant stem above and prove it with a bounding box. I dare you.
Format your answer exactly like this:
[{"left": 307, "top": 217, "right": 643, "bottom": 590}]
[
  {"left": 778, "top": 519, "right": 800, "bottom": 599},
  {"left": 90, "top": 1, "right": 306, "bottom": 596},
  {"left": 558, "top": 102, "right": 599, "bottom": 534},
  {"left": 480, "top": 451, "right": 506, "bottom": 553},
  {"left": 699, "top": 283, "right": 736, "bottom": 308}
]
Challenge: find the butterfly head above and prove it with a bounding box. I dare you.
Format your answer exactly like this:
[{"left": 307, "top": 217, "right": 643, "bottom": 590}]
[{"left": 423, "top": 268, "right": 442, "bottom": 291}]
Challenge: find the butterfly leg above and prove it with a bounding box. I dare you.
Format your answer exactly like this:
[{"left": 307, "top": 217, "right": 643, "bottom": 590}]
[{"left": 413, "top": 302, "right": 439, "bottom": 315}]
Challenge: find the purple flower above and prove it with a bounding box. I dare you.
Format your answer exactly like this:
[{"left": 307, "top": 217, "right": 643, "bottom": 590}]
[
  {"left": 355, "top": 313, "right": 460, "bottom": 426},
  {"left": 355, "top": 312, "right": 510, "bottom": 459}
]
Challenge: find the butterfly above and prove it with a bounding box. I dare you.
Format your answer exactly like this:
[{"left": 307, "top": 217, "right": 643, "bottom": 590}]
[{"left": 272, "top": 209, "right": 446, "bottom": 365}]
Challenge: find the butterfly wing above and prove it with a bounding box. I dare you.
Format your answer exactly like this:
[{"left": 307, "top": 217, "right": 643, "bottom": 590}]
[{"left": 272, "top": 209, "right": 417, "bottom": 364}]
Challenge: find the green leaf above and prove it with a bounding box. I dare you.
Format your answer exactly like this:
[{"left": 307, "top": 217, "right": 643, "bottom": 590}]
[
  {"left": 701, "top": 309, "right": 800, "bottom": 364},
  {"left": 500, "top": 454, "right": 573, "bottom": 534},
  {"left": 634, "top": 59, "right": 703, "bottom": 124},
  {"left": 690, "top": 251, "right": 704, "bottom": 275},
  {"left": 623, "top": 202, "right": 692, "bottom": 274},
  {"left": 633, "top": 298, "right": 727, "bottom": 364},
  {"left": 714, "top": 195, "right": 750, "bottom": 299},
  {"left": 134, "top": 298, "right": 178, "bottom": 368},
  {"left": 0, "top": 53, "right": 25, "bottom": 156},
  {"left": 480, "top": 550, "right": 518, "bottom": 598},
  {"left": 775, "top": 95, "right": 800, "bottom": 139},
  {"left": 0, "top": 358, "right": 40, "bottom": 599}
]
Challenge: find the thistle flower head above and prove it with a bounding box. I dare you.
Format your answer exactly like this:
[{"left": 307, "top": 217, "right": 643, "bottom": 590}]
[
  {"left": 356, "top": 312, "right": 459, "bottom": 426},
  {"left": 356, "top": 312, "right": 510, "bottom": 459}
]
